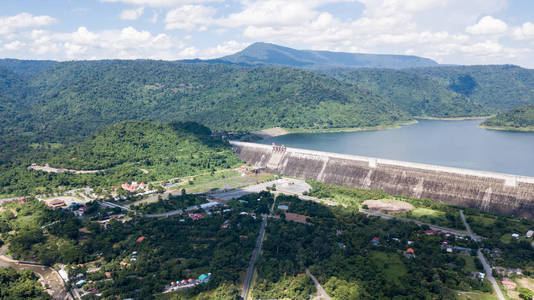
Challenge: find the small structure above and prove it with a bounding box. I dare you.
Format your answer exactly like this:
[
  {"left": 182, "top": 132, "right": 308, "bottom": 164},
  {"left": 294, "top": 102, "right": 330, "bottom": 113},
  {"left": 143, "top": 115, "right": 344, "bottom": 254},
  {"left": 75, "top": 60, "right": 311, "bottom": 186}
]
[
  {"left": 454, "top": 246, "right": 472, "bottom": 253},
  {"left": 511, "top": 233, "right": 520, "bottom": 239},
  {"left": 371, "top": 237, "right": 380, "bottom": 245},
  {"left": 404, "top": 248, "right": 415, "bottom": 259},
  {"left": 200, "top": 202, "right": 219, "bottom": 210},
  {"left": 136, "top": 236, "right": 145, "bottom": 243},
  {"left": 189, "top": 213, "right": 205, "bottom": 220},
  {"left": 76, "top": 280, "right": 87, "bottom": 287},
  {"left": 526, "top": 230, "right": 534, "bottom": 238},
  {"left": 278, "top": 205, "right": 289, "bottom": 211},
  {"left": 198, "top": 273, "right": 211, "bottom": 283},
  {"left": 121, "top": 181, "right": 145, "bottom": 192},
  {"left": 501, "top": 279, "right": 517, "bottom": 289},
  {"left": 47, "top": 199, "right": 66, "bottom": 209},
  {"left": 470, "top": 272, "right": 485, "bottom": 280}
]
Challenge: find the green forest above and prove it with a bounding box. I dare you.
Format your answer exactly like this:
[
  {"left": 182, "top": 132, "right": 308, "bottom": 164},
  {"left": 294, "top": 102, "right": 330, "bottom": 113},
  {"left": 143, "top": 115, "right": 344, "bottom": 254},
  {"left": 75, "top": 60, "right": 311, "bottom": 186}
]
[
  {"left": 0, "top": 267, "right": 51, "bottom": 299},
  {"left": 0, "top": 121, "right": 240, "bottom": 196},
  {"left": 324, "top": 68, "right": 489, "bottom": 118},
  {"left": 481, "top": 104, "right": 534, "bottom": 131}
]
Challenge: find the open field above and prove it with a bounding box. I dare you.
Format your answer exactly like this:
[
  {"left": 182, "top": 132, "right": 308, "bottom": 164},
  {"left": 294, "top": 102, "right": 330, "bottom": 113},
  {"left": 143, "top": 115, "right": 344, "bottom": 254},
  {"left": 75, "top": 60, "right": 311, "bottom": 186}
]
[{"left": 362, "top": 199, "right": 414, "bottom": 213}]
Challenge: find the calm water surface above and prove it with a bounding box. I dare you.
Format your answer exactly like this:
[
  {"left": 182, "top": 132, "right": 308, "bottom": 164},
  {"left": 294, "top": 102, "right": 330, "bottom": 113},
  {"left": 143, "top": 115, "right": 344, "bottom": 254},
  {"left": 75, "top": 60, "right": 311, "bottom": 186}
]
[{"left": 259, "top": 119, "right": 534, "bottom": 177}]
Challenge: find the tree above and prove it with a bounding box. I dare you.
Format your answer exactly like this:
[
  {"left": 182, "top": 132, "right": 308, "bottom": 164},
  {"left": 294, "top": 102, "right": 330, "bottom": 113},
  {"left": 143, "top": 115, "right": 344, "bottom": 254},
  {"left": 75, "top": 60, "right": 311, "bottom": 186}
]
[{"left": 519, "top": 288, "right": 534, "bottom": 300}]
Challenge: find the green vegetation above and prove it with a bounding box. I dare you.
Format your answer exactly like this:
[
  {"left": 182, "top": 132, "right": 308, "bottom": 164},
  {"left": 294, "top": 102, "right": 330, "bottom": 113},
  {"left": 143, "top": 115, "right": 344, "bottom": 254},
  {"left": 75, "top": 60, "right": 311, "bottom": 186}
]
[
  {"left": 481, "top": 105, "right": 534, "bottom": 131},
  {"left": 463, "top": 209, "right": 534, "bottom": 273},
  {"left": 10, "top": 60, "right": 408, "bottom": 145},
  {"left": 134, "top": 194, "right": 207, "bottom": 215},
  {"left": 306, "top": 180, "right": 465, "bottom": 229},
  {"left": 0, "top": 267, "right": 51, "bottom": 299},
  {"left": 0, "top": 121, "right": 240, "bottom": 195},
  {"left": 406, "top": 65, "right": 534, "bottom": 110},
  {"left": 326, "top": 68, "right": 489, "bottom": 118},
  {"left": 256, "top": 194, "right": 490, "bottom": 299},
  {"left": 220, "top": 42, "right": 438, "bottom": 69}
]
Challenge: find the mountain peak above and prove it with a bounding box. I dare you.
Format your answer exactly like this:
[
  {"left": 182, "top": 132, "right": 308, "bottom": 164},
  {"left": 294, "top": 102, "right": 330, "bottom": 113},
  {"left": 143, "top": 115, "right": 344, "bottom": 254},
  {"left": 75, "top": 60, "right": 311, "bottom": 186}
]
[{"left": 221, "top": 42, "right": 438, "bottom": 69}]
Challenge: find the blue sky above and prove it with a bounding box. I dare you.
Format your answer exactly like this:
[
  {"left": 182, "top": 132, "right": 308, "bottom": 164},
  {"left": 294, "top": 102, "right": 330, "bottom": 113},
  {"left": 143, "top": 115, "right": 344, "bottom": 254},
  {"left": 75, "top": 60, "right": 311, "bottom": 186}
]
[{"left": 1, "top": 0, "right": 534, "bottom": 67}]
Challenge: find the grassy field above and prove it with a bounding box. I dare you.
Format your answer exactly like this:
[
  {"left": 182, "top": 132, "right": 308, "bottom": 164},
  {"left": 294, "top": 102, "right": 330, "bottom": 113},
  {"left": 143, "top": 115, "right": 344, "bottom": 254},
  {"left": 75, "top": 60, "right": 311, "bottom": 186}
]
[
  {"left": 457, "top": 291, "right": 499, "bottom": 300},
  {"left": 370, "top": 251, "right": 407, "bottom": 286}
]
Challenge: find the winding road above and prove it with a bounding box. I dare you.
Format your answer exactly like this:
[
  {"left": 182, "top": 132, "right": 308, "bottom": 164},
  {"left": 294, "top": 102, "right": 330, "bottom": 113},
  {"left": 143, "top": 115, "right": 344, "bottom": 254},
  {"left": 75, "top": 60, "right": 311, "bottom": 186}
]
[{"left": 459, "top": 210, "right": 505, "bottom": 300}]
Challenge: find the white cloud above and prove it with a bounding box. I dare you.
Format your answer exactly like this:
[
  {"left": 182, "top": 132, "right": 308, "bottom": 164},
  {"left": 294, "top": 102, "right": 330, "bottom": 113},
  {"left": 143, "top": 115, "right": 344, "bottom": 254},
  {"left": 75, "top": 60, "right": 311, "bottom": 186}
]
[
  {"left": 165, "top": 5, "right": 216, "bottom": 31},
  {"left": 0, "top": 13, "right": 56, "bottom": 36},
  {"left": 101, "top": 0, "right": 218, "bottom": 7},
  {"left": 466, "top": 16, "right": 507, "bottom": 35},
  {"left": 119, "top": 7, "right": 145, "bottom": 20},
  {"left": 150, "top": 11, "right": 159, "bottom": 23},
  {"left": 513, "top": 22, "right": 534, "bottom": 40},
  {"left": 200, "top": 40, "right": 249, "bottom": 58},
  {"left": 22, "top": 26, "right": 189, "bottom": 60},
  {"left": 221, "top": 0, "right": 317, "bottom": 27},
  {"left": 3, "top": 40, "right": 25, "bottom": 51}
]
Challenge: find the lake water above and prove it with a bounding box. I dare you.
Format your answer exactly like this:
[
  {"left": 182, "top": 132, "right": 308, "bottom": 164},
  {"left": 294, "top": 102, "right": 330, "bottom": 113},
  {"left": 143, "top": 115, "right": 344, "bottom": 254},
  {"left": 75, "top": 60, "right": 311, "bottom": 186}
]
[{"left": 259, "top": 119, "right": 534, "bottom": 177}]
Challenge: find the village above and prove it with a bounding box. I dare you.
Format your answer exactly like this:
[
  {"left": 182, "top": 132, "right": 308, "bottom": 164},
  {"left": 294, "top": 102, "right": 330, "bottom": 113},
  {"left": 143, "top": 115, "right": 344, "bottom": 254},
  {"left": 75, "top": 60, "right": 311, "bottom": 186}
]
[{"left": 2, "top": 163, "right": 534, "bottom": 299}]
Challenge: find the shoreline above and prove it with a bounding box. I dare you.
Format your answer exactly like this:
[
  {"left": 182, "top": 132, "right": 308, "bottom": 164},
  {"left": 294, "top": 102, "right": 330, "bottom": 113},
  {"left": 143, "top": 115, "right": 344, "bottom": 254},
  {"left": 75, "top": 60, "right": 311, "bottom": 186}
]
[
  {"left": 254, "top": 120, "right": 418, "bottom": 139},
  {"left": 416, "top": 116, "right": 493, "bottom": 121},
  {"left": 478, "top": 124, "right": 534, "bottom": 132}
]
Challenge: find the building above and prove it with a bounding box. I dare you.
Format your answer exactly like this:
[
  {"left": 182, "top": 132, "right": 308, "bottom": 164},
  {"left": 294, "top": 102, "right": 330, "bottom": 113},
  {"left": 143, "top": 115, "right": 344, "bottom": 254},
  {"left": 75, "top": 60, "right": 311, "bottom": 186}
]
[
  {"left": 200, "top": 202, "right": 219, "bottom": 210},
  {"left": 404, "top": 248, "right": 415, "bottom": 258},
  {"left": 501, "top": 279, "right": 517, "bottom": 289},
  {"left": 526, "top": 230, "right": 534, "bottom": 238},
  {"left": 47, "top": 199, "right": 66, "bottom": 209},
  {"left": 278, "top": 205, "right": 289, "bottom": 211},
  {"left": 121, "top": 181, "right": 146, "bottom": 192},
  {"left": 512, "top": 233, "right": 520, "bottom": 239},
  {"left": 371, "top": 237, "right": 380, "bottom": 245},
  {"left": 136, "top": 236, "right": 145, "bottom": 243},
  {"left": 198, "top": 273, "right": 211, "bottom": 283}
]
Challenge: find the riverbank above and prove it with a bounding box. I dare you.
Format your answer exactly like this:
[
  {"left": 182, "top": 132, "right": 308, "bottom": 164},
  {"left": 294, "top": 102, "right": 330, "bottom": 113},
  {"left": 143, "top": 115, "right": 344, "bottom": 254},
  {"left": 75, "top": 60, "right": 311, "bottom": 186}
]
[
  {"left": 478, "top": 124, "right": 534, "bottom": 132},
  {"left": 254, "top": 120, "right": 418, "bottom": 139},
  {"left": 416, "top": 116, "right": 492, "bottom": 121}
]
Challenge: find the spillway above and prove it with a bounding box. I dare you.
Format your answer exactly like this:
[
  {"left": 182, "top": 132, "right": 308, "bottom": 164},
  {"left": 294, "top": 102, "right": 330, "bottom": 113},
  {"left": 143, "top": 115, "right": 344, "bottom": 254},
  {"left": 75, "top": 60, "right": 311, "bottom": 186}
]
[{"left": 231, "top": 141, "right": 534, "bottom": 218}]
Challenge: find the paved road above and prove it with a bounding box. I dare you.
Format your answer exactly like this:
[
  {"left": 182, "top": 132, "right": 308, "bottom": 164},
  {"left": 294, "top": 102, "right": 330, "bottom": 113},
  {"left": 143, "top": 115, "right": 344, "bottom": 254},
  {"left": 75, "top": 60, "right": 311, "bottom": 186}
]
[
  {"left": 362, "top": 209, "right": 481, "bottom": 240},
  {"left": 306, "top": 269, "right": 332, "bottom": 300},
  {"left": 100, "top": 201, "right": 130, "bottom": 211},
  {"left": 459, "top": 210, "right": 505, "bottom": 300},
  {"left": 212, "top": 178, "right": 311, "bottom": 201},
  {"left": 144, "top": 209, "right": 184, "bottom": 218},
  {"left": 241, "top": 214, "right": 268, "bottom": 300}
]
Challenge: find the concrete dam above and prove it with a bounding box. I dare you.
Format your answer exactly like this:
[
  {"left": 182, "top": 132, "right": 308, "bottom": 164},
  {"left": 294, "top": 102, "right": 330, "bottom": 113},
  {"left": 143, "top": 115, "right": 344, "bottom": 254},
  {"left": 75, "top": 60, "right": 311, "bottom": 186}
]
[{"left": 230, "top": 141, "right": 534, "bottom": 218}]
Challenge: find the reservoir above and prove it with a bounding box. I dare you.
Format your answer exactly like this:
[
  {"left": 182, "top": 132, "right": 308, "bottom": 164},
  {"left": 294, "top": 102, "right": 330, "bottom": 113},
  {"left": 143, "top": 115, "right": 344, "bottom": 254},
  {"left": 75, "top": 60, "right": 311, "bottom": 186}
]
[{"left": 259, "top": 119, "right": 534, "bottom": 177}]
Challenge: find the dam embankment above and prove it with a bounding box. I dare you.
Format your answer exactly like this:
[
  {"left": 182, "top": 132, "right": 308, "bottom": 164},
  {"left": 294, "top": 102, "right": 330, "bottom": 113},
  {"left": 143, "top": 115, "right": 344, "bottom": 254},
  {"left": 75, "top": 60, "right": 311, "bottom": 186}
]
[{"left": 230, "top": 141, "right": 534, "bottom": 218}]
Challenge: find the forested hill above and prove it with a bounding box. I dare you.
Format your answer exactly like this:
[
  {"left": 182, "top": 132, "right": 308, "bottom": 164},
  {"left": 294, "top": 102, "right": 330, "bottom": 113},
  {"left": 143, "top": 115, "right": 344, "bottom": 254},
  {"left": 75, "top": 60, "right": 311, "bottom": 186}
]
[
  {"left": 325, "top": 68, "right": 489, "bottom": 118},
  {"left": 19, "top": 60, "right": 409, "bottom": 142},
  {"left": 220, "top": 42, "right": 438, "bottom": 69},
  {"left": 0, "top": 58, "right": 57, "bottom": 77},
  {"left": 481, "top": 105, "right": 534, "bottom": 131},
  {"left": 405, "top": 65, "right": 534, "bottom": 110},
  {"left": 0, "top": 121, "right": 241, "bottom": 195}
]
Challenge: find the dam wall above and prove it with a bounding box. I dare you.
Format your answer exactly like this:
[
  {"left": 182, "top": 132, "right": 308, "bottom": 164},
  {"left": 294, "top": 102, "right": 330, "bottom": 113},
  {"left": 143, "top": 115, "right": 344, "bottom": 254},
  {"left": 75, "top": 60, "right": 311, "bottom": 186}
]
[{"left": 230, "top": 141, "right": 534, "bottom": 218}]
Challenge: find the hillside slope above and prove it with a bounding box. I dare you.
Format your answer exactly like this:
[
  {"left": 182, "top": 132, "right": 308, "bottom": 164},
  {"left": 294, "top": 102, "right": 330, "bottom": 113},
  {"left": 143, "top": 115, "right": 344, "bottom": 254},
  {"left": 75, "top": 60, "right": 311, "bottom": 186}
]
[
  {"left": 406, "top": 65, "right": 534, "bottom": 110},
  {"left": 325, "top": 68, "right": 489, "bottom": 118},
  {"left": 0, "top": 121, "right": 241, "bottom": 195},
  {"left": 220, "top": 42, "right": 438, "bottom": 69},
  {"left": 22, "top": 60, "right": 409, "bottom": 142},
  {"left": 481, "top": 105, "right": 534, "bottom": 131}
]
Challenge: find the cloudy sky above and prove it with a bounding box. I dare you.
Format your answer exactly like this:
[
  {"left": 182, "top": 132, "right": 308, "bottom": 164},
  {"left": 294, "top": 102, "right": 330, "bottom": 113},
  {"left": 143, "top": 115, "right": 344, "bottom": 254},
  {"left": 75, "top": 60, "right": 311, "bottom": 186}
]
[{"left": 1, "top": 0, "right": 534, "bottom": 67}]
